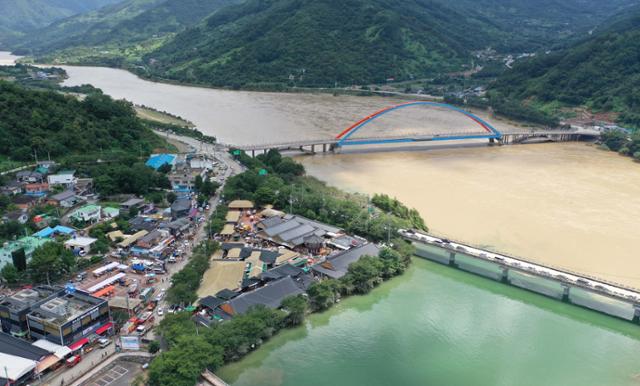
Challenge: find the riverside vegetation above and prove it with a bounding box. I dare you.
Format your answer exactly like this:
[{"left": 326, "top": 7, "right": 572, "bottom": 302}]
[{"left": 148, "top": 150, "right": 421, "bottom": 386}]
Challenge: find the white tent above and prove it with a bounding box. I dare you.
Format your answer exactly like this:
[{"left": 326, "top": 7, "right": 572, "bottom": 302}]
[
  {"left": 32, "top": 339, "right": 72, "bottom": 359},
  {"left": 0, "top": 352, "right": 36, "bottom": 381}
]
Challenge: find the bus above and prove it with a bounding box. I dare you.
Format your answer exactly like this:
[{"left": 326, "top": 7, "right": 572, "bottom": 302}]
[{"left": 139, "top": 287, "right": 155, "bottom": 303}]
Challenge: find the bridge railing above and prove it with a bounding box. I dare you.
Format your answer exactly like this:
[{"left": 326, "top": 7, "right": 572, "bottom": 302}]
[{"left": 407, "top": 230, "right": 640, "bottom": 294}]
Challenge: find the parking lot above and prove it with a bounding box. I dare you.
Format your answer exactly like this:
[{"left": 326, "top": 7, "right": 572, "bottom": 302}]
[{"left": 80, "top": 360, "right": 142, "bottom": 386}]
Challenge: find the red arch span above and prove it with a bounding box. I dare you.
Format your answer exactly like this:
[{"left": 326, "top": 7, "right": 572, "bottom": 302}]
[{"left": 336, "top": 102, "right": 501, "bottom": 144}]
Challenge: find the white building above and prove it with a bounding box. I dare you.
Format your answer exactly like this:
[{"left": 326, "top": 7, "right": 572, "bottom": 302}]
[
  {"left": 47, "top": 170, "right": 76, "bottom": 187},
  {"left": 64, "top": 237, "right": 98, "bottom": 254}
]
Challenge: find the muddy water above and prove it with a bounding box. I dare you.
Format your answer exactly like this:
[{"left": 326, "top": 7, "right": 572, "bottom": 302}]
[
  {"left": 299, "top": 143, "right": 640, "bottom": 288},
  {"left": 57, "top": 65, "right": 524, "bottom": 145},
  {"left": 46, "top": 61, "right": 640, "bottom": 287}
]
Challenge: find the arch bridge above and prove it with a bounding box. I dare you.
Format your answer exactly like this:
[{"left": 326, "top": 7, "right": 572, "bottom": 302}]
[{"left": 225, "top": 102, "right": 599, "bottom": 156}]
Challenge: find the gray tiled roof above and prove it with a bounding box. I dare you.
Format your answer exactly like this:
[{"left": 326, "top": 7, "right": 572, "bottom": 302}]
[
  {"left": 312, "top": 243, "right": 380, "bottom": 279},
  {"left": 227, "top": 277, "right": 304, "bottom": 315}
]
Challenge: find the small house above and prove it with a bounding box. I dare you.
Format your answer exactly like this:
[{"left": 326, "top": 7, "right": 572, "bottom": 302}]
[
  {"left": 64, "top": 237, "right": 97, "bottom": 254},
  {"left": 16, "top": 171, "right": 44, "bottom": 184},
  {"left": 47, "top": 170, "right": 76, "bottom": 187},
  {"left": 13, "top": 195, "right": 41, "bottom": 210},
  {"left": 120, "top": 198, "right": 145, "bottom": 212},
  {"left": 69, "top": 205, "right": 102, "bottom": 224},
  {"left": 171, "top": 199, "right": 192, "bottom": 220},
  {"left": 46, "top": 190, "right": 76, "bottom": 208},
  {"left": 2, "top": 210, "right": 28, "bottom": 225}
]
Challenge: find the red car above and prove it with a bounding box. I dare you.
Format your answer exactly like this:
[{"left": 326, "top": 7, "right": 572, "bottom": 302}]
[{"left": 66, "top": 355, "right": 82, "bottom": 367}]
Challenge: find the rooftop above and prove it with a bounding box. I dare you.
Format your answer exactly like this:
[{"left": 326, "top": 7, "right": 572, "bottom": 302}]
[
  {"left": 146, "top": 154, "right": 176, "bottom": 170},
  {"left": 228, "top": 200, "right": 254, "bottom": 209},
  {"left": 0, "top": 332, "right": 50, "bottom": 361},
  {"left": 27, "top": 290, "right": 105, "bottom": 326},
  {"left": 64, "top": 237, "right": 97, "bottom": 248},
  {"left": 50, "top": 190, "right": 75, "bottom": 201},
  {"left": 312, "top": 243, "right": 380, "bottom": 279},
  {"left": 224, "top": 276, "right": 304, "bottom": 315},
  {"left": 0, "top": 286, "right": 62, "bottom": 314}
]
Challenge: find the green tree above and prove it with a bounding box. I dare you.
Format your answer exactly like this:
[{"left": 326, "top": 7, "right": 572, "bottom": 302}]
[
  {"left": 28, "top": 241, "right": 75, "bottom": 284},
  {"left": 307, "top": 279, "right": 341, "bottom": 311},
  {"left": 148, "top": 340, "right": 160, "bottom": 354},
  {"left": 148, "top": 335, "right": 223, "bottom": 386},
  {"left": 254, "top": 186, "right": 276, "bottom": 206},
  {"left": 0, "top": 263, "right": 19, "bottom": 285},
  {"left": 280, "top": 295, "right": 308, "bottom": 326}
]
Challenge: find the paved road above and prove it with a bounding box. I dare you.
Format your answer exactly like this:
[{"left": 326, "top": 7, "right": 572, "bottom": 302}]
[
  {"left": 38, "top": 134, "right": 242, "bottom": 385},
  {"left": 37, "top": 344, "right": 117, "bottom": 386}
]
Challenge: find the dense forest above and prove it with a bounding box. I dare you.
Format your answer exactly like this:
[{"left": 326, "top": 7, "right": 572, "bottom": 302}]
[
  {"left": 144, "top": 0, "right": 513, "bottom": 87},
  {"left": 0, "top": 0, "right": 121, "bottom": 42},
  {"left": 3, "top": 0, "right": 636, "bottom": 89},
  {"left": 7, "top": 0, "right": 238, "bottom": 61},
  {"left": 490, "top": 7, "right": 640, "bottom": 128},
  {"left": 0, "top": 80, "right": 164, "bottom": 161}
]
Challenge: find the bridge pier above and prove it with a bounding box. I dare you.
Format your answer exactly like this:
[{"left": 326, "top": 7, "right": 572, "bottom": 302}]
[
  {"left": 448, "top": 252, "right": 457, "bottom": 268},
  {"left": 561, "top": 285, "right": 571, "bottom": 303},
  {"left": 251, "top": 149, "right": 255, "bottom": 158},
  {"left": 323, "top": 143, "right": 327, "bottom": 153},
  {"left": 633, "top": 305, "right": 640, "bottom": 324},
  {"left": 500, "top": 267, "right": 509, "bottom": 284},
  {"left": 311, "top": 144, "right": 315, "bottom": 154}
]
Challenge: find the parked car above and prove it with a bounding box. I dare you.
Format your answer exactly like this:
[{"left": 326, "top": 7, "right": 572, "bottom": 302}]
[
  {"left": 66, "top": 355, "right": 82, "bottom": 367},
  {"left": 98, "top": 338, "right": 111, "bottom": 348},
  {"left": 157, "top": 308, "right": 164, "bottom": 316}
]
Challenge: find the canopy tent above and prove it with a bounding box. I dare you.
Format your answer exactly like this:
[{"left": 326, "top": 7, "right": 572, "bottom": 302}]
[
  {"left": 32, "top": 339, "right": 72, "bottom": 359},
  {"left": 68, "top": 337, "right": 89, "bottom": 351},
  {"left": 95, "top": 322, "right": 113, "bottom": 335},
  {"left": 36, "top": 354, "right": 61, "bottom": 374},
  {"left": 0, "top": 353, "right": 36, "bottom": 381}
]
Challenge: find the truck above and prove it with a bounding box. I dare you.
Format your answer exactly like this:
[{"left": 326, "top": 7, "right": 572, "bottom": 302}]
[{"left": 75, "top": 271, "right": 88, "bottom": 282}]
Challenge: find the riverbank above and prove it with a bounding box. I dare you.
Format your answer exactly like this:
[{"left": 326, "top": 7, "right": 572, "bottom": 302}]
[{"left": 218, "top": 258, "right": 640, "bottom": 386}]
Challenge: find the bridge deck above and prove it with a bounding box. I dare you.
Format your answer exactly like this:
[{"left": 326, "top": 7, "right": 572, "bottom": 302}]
[
  {"left": 399, "top": 229, "right": 640, "bottom": 304},
  {"left": 224, "top": 129, "right": 599, "bottom": 152}
]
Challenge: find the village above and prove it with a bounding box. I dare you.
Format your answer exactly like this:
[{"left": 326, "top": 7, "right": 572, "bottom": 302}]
[{"left": 0, "top": 139, "right": 383, "bottom": 386}]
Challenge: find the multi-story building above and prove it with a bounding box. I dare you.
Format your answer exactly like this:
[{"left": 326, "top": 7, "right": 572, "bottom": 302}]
[
  {"left": 0, "top": 286, "right": 111, "bottom": 346},
  {"left": 26, "top": 289, "right": 110, "bottom": 346},
  {"left": 0, "top": 286, "right": 61, "bottom": 338}
]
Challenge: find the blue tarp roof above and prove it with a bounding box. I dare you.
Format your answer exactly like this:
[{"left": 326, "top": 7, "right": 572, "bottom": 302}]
[
  {"left": 54, "top": 225, "right": 75, "bottom": 234},
  {"left": 146, "top": 154, "right": 176, "bottom": 170},
  {"left": 34, "top": 227, "right": 54, "bottom": 238}
]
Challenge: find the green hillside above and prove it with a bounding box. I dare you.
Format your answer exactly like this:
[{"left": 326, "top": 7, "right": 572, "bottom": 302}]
[
  {"left": 0, "top": 0, "right": 122, "bottom": 42},
  {"left": 438, "top": 0, "right": 637, "bottom": 50},
  {"left": 143, "top": 0, "right": 511, "bottom": 88},
  {"left": 490, "top": 7, "right": 640, "bottom": 128},
  {"left": 10, "top": 0, "right": 239, "bottom": 64},
  {"left": 0, "top": 80, "right": 164, "bottom": 161}
]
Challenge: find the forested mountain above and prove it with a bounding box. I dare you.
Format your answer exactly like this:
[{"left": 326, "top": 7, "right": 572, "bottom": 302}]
[
  {"left": 438, "top": 0, "right": 638, "bottom": 50},
  {"left": 9, "top": 0, "right": 239, "bottom": 57},
  {"left": 0, "top": 0, "right": 122, "bottom": 42},
  {"left": 490, "top": 6, "right": 640, "bottom": 127},
  {"left": 0, "top": 80, "right": 163, "bottom": 161},
  {"left": 144, "top": 0, "right": 511, "bottom": 88}
]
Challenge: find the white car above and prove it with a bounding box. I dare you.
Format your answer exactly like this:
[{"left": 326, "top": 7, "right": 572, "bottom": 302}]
[{"left": 157, "top": 308, "right": 164, "bottom": 316}]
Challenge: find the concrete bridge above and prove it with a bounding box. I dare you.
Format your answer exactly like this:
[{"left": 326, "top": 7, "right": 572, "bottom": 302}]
[
  {"left": 226, "top": 128, "right": 599, "bottom": 157},
  {"left": 399, "top": 229, "right": 640, "bottom": 324},
  {"left": 221, "top": 102, "right": 600, "bottom": 157}
]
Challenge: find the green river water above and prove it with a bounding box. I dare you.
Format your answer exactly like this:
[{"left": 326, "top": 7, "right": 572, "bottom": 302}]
[{"left": 219, "top": 258, "right": 640, "bottom": 386}]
